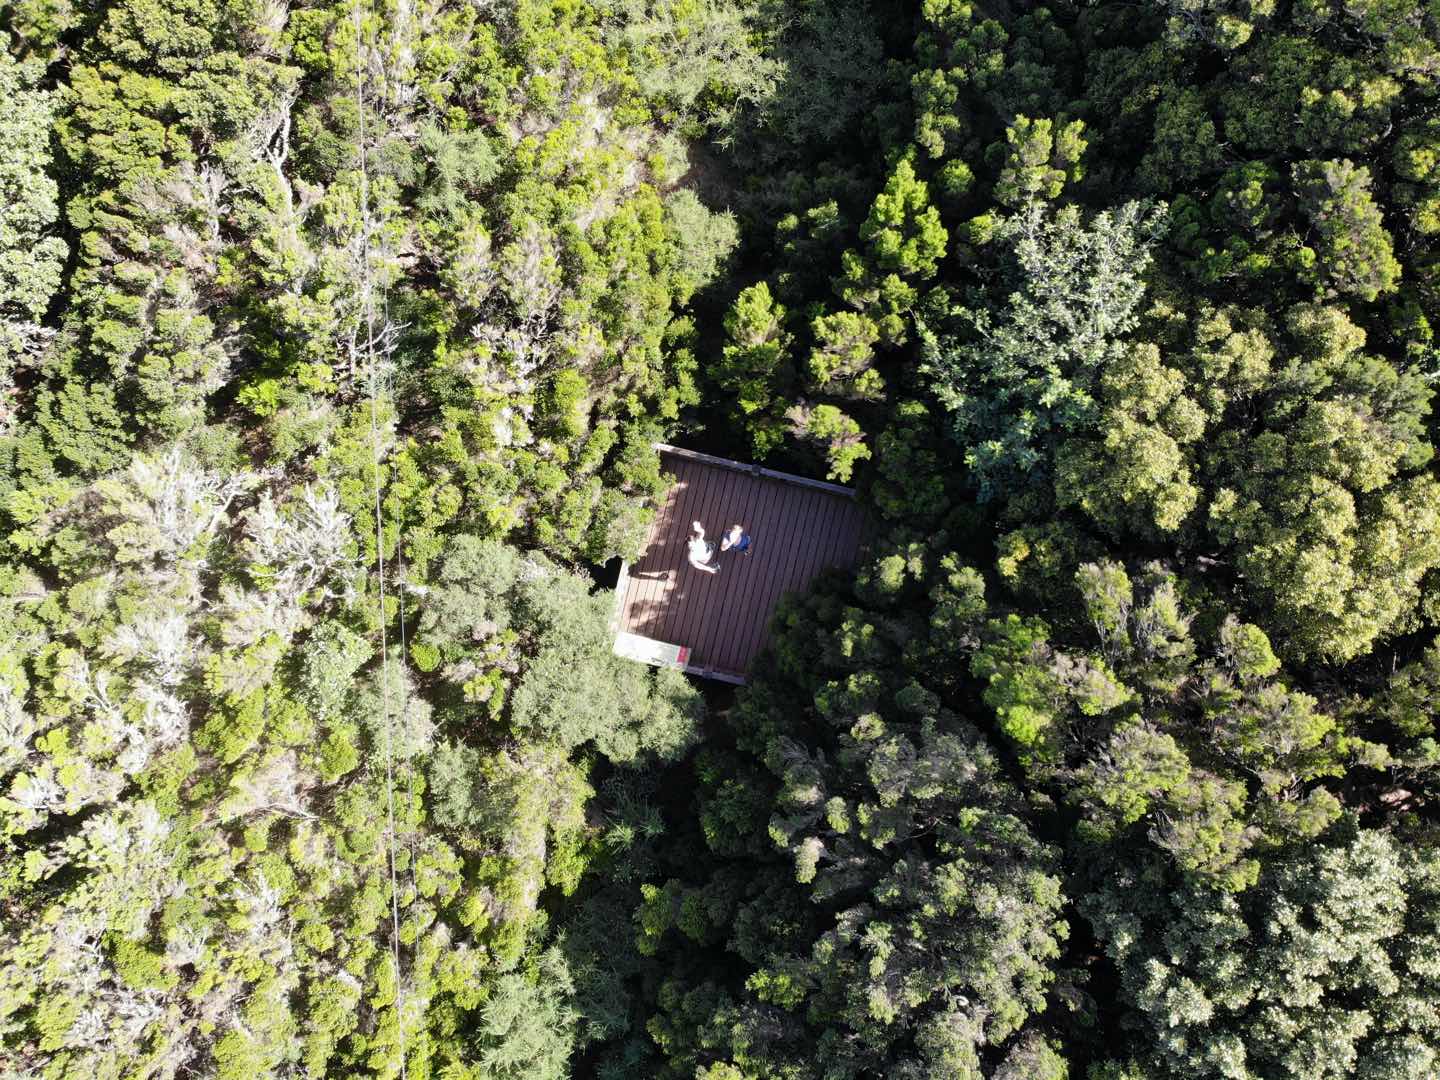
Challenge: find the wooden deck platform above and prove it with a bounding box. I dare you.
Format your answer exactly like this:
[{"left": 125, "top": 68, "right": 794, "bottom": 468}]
[{"left": 613, "top": 445, "right": 869, "bottom": 683}]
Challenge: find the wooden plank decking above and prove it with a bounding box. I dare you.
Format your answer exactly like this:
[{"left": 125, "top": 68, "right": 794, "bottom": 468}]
[{"left": 613, "top": 445, "right": 869, "bottom": 683}]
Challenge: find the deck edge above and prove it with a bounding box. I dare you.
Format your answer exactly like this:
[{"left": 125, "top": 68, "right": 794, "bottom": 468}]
[
  {"left": 610, "top": 558, "right": 631, "bottom": 633},
  {"left": 654, "top": 443, "right": 856, "bottom": 499},
  {"left": 682, "top": 663, "right": 748, "bottom": 686}
]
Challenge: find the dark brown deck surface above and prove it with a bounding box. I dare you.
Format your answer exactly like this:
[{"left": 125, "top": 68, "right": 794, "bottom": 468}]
[{"left": 615, "top": 447, "right": 869, "bottom": 682}]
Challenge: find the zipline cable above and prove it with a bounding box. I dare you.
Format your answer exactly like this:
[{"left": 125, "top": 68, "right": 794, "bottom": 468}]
[
  {"left": 354, "top": 0, "right": 409, "bottom": 1073},
  {"left": 377, "top": 95, "right": 422, "bottom": 912},
  {"left": 396, "top": 542, "right": 420, "bottom": 903}
]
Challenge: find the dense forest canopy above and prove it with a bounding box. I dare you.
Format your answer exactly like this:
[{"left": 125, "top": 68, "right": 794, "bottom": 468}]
[{"left": 2, "top": 0, "right": 1440, "bottom": 1077}]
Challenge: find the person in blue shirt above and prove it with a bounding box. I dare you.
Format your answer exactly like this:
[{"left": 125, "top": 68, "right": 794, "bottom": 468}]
[{"left": 721, "top": 523, "right": 752, "bottom": 556}]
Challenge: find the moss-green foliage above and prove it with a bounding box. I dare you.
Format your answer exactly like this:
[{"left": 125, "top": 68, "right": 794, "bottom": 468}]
[
  {"left": 580, "top": 538, "right": 1440, "bottom": 1077},
  {"left": 417, "top": 534, "right": 701, "bottom": 761},
  {"left": 972, "top": 560, "right": 1364, "bottom": 891},
  {"left": 0, "top": 444, "right": 699, "bottom": 1077},
  {"left": 0, "top": 52, "right": 67, "bottom": 439},
  {"left": 8, "top": 0, "right": 1440, "bottom": 1078},
  {"left": 1084, "top": 820, "right": 1440, "bottom": 1080},
  {"left": 682, "top": 0, "right": 1440, "bottom": 672},
  {"left": 4, "top": 0, "right": 726, "bottom": 567},
  {"left": 0, "top": 0, "right": 726, "bottom": 1072},
  {"left": 573, "top": 549, "right": 1068, "bottom": 1079}
]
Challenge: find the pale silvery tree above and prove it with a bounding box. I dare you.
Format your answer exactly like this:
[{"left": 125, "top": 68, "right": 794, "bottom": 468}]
[
  {"left": 472, "top": 217, "right": 564, "bottom": 399},
  {"left": 102, "top": 613, "right": 192, "bottom": 688},
  {"left": 0, "top": 679, "right": 32, "bottom": 778},
  {"left": 243, "top": 482, "right": 356, "bottom": 601},
  {"left": 90, "top": 616, "right": 194, "bottom": 774},
  {"left": 209, "top": 483, "right": 357, "bottom": 703},
  {"left": 96, "top": 446, "right": 256, "bottom": 569},
  {"left": 214, "top": 582, "right": 310, "bottom": 650},
  {"left": 220, "top": 750, "right": 312, "bottom": 823},
  {"left": 61, "top": 656, "right": 187, "bottom": 776}
]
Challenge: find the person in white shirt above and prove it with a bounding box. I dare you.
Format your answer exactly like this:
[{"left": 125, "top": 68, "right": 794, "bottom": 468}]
[{"left": 688, "top": 521, "right": 719, "bottom": 574}]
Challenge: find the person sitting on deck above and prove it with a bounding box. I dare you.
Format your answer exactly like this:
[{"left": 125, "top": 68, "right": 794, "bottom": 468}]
[
  {"left": 721, "top": 523, "right": 752, "bottom": 556},
  {"left": 688, "top": 521, "right": 719, "bottom": 574}
]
